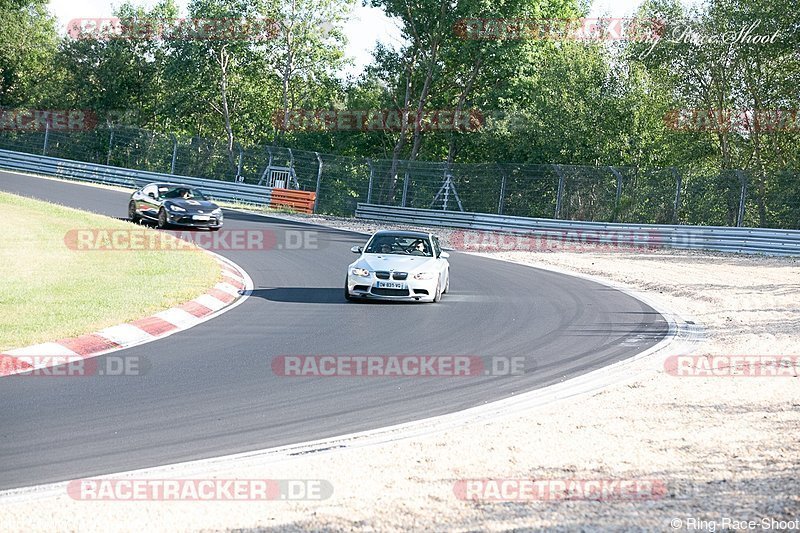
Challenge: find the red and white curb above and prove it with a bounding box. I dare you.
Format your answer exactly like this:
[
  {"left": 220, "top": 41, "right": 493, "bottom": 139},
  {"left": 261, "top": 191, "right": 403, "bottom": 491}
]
[{"left": 0, "top": 253, "right": 252, "bottom": 377}]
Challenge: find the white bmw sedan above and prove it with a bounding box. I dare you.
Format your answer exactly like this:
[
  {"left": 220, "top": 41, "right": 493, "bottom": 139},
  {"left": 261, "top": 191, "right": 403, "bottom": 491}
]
[{"left": 345, "top": 230, "right": 450, "bottom": 302}]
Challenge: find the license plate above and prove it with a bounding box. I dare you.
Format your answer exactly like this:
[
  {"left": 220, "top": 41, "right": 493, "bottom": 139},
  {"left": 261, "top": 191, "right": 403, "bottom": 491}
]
[
  {"left": 376, "top": 281, "right": 405, "bottom": 289},
  {"left": 193, "top": 215, "right": 210, "bottom": 221}
]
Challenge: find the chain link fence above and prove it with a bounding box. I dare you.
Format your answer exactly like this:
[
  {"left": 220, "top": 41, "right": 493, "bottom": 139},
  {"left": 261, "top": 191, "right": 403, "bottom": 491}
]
[{"left": 0, "top": 125, "right": 798, "bottom": 229}]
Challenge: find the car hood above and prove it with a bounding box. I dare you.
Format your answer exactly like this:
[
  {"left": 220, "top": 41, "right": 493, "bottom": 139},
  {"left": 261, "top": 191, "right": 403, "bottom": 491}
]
[
  {"left": 164, "top": 198, "right": 218, "bottom": 211},
  {"left": 355, "top": 254, "right": 438, "bottom": 272}
]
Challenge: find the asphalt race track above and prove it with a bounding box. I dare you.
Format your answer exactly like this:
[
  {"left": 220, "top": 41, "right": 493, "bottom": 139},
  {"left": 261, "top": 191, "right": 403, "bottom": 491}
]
[{"left": 0, "top": 171, "right": 668, "bottom": 490}]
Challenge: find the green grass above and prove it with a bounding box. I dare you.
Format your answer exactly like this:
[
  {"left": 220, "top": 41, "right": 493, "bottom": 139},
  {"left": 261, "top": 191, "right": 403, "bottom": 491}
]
[{"left": 0, "top": 191, "right": 221, "bottom": 351}]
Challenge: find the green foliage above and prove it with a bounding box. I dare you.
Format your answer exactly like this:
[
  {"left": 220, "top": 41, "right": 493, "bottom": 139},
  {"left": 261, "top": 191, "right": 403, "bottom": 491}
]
[
  {"left": 0, "top": 0, "right": 58, "bottom": 105},
  {"left": 2, "top": 0, "right": 798, "bottom": 226}
]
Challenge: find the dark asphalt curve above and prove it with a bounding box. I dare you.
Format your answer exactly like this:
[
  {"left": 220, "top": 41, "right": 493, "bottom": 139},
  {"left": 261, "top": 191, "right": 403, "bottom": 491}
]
[{"left": 0, "top": 171, "right": 668, "bottom": 490}]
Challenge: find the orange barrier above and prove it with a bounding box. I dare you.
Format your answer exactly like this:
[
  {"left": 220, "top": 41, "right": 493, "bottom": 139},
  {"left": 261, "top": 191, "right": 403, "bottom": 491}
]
[{"left": 270, "top": 188, "right": 316, "bottom": 214}]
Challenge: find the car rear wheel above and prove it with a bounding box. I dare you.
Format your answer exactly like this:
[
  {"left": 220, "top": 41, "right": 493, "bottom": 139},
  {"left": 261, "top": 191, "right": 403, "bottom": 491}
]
[
  {"left": 157, "top": 208, "right": 169, "bottom": 229},
  {"left": 344, "top": 278, "right": 353, "bottom": 301},
  {"left": 128, "top": 202, "right": 140, "bottom": 223}
]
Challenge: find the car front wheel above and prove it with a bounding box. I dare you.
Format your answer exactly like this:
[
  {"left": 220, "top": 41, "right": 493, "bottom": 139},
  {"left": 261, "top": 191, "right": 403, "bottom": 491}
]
[
  {"left": 432, "top": 280, "right": 442, "bottom": 303},
  {"left": 344, "top": 278, "right": 353, "bottom": 301},
  {"left": 157, "top": 208, "right": 169, "bottom": 229}
]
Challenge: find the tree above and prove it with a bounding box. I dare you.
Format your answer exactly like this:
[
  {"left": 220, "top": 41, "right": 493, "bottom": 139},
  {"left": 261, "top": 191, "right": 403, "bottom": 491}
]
[
  {"left": 266, "top": 0, "right": 353, "bottom": 141},
  {"left": 0, "top": 0, "right": 58, "bottom": 106}
]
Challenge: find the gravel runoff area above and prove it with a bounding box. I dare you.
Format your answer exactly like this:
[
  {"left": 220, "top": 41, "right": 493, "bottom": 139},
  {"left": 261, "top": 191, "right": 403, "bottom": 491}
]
[{"left": 3, "top": 212, "right": 799, "bottom": 532}]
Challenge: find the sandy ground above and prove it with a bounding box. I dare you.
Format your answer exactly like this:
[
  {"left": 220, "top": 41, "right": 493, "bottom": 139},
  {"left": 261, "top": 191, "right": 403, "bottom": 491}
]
[{"left": 3, "top": 215, "right": 799, "bottom": 532}]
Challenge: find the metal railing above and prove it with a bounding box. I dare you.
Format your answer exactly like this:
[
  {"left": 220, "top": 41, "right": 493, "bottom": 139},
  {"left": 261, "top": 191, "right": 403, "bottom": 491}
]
[
  {"left": 355, "top": 203, "right": 800, "bottom": 256},
  {"left": 0, "top": 149, "right": 274, "bottom": 206},
  {"left": 1, "top": 125, "right": 799, "bottom": 228},
  {"left": 2, "top": 146, "right": 798, "bottom": 255}
]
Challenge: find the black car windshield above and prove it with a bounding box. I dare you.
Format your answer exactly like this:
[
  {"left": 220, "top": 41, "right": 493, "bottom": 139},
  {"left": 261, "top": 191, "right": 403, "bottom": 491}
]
[
  {"left": 159, "top": 187, "right": 207, "bottom": 200},
  {"left": 365, "top": 235, "right": 433, "bottom": 256}
]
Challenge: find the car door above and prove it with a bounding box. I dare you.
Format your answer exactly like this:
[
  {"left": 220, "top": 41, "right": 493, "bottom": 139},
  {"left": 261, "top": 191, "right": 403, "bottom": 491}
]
[
  {"left": 432, "top": 236, "right": 447, "bottom": 284},
  {"left": 132, "top": 186, "right": 146, "bottom": 215},
  {"left": 139, "top": 184, "right": 160, "bottom": 218}
]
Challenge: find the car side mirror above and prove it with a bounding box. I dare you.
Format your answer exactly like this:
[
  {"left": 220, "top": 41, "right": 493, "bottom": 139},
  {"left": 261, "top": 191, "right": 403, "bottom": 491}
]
[
  {"left": 351, "top": 245, "right": 363, "bottom": 254},
  {"left": 439, "top": 252, "right": 450, "bottom": 259},
  {"left": 147, "top": 192, "right": 156, "bottom": 199}
]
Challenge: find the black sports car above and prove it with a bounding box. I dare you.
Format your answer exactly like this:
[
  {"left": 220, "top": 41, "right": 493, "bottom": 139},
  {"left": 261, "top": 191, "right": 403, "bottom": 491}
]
[{"left": 128, "top": 183, "right": 223, "bottom": 230}]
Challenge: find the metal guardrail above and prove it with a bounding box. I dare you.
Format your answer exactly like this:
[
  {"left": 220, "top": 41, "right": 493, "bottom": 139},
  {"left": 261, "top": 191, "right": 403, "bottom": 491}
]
[
  {"left": 356, "top": 203, "right": 800, "bottom": 256},
  {"left": 2, "top": 148, "right": 798, "bottom": 255},
  {"left": 0, "top": 149, "right": 274, "bottom": 207}
]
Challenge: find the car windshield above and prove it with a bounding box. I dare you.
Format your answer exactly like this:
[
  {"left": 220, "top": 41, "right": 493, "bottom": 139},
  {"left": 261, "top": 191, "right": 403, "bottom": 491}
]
[
  {"left": 365, "top": 235, "right": 433, "bottom": 257},
  {"left": 159, "top": 187, "right": 207, "bottom": 200}
]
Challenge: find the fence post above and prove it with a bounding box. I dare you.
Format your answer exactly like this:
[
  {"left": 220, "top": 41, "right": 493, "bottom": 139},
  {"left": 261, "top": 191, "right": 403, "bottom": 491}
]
[
  {"left": 735, "top": 170, "right": 748, "bottom": 227},
  {"left": 497, "top": 165, "right": 507, "bottom": 215},
  {"left": 107, "top": 126, "right": 114, "bottom": 166},
  {"left": 553, "top": 164, "right": 565, "bottom": 219},
  {"left": 170, "top": 134, "right": 178, "bottom": 175},
  {"left": 401, "top": 170, "right": 410, "bottom": 207},
  {"left": 609, "top": 166, "right": 623, "bottom": 222},
  {"left": 442, "top": 168, "right": 451, "bottom": 211},
  {"left": 42, "top": 122, "right": 50, "bottom": 156},
  {"left": 671, "top": 167, "right": 682, "bottom": 224},
  {"left": 288, "top": 148, "right": 299, "bottom": 189},
  {"left": 236, "top": 143, "right": 243, "bottom": 182},
  {"left": 314, "top": 152, "right": 323, "bottom": 213},
  {"left": 258, "top": 146, "right": 273, "bottom": 186},
  {"left": 366, "top": 158, "right": 374, "bottom": 204}
]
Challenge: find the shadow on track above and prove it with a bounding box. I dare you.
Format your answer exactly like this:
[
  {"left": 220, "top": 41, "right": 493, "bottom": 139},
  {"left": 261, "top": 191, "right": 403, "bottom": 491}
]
[{"left": 250, "top": 287, "right": 422, "bottom": 305}]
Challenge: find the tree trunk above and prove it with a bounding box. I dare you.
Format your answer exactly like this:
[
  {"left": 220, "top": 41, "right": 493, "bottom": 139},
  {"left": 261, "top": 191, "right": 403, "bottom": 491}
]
[
  {"left": 446, "top": 56, "right": 483, "bottom": 166},
  {"left": 386, "top": 54, "right": 416, "bottom": 202},
  {"left": 210, "top": 45, "right": 237, "bottom": 175}
]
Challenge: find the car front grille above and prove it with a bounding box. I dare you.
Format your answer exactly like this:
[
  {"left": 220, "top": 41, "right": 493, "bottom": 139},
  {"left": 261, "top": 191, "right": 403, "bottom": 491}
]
[
  {"left": 375, "top": 271, "right": 408, "bottom": 280},
  {"left": 371, "top": 287, "right": 410, "bottom": 296},
  {"left": 173, "top": 216, "right": 219, "bottom": 224}
]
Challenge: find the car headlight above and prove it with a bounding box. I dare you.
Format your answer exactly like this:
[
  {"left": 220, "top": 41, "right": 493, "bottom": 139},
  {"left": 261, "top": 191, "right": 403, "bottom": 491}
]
[
  {"left": 351, "top": 268, "right": 370, "bottom": 277},
  {"left": 212, "top": 208, "right": 222, "bottom": 216},
  {"left": 413, "top": 272, "right": 435, "bottom": 280},
  {"left": 167, "top": 204, "right": 186, "bottom": 212}
]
